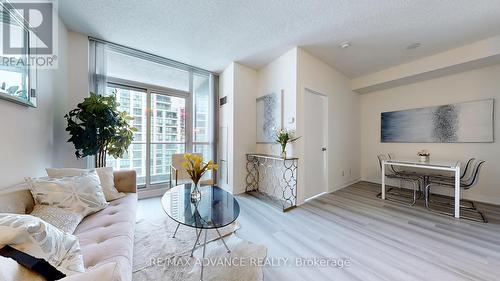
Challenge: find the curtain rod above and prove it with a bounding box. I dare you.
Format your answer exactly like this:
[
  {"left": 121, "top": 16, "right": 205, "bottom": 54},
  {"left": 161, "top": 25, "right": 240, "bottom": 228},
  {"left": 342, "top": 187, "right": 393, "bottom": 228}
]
[{"left": 88, "top": 36, "right": 219, "bottom": 76}]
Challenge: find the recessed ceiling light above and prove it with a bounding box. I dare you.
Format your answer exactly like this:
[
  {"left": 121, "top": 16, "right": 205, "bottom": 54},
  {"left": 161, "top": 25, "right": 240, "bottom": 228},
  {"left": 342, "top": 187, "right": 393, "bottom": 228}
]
[
  {"left": 406, "top": 42, "right": 421, "bottom": 50},
  {"left": 339, "top": 41, "right": 351, "bottom": 49}
]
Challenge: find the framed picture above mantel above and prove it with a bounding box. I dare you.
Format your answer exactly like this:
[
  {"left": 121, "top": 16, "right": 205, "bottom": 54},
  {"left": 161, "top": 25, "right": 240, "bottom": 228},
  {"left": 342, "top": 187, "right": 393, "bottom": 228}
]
[{"left": 381, "top": 99, "right": 494, "bottom": 143}]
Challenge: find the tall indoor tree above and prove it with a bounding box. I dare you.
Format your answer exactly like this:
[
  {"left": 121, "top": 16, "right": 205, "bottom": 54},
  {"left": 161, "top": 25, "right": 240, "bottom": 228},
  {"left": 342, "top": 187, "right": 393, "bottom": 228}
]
[{"left": 65, "top": 93, "right": 136, "bottom": 167}]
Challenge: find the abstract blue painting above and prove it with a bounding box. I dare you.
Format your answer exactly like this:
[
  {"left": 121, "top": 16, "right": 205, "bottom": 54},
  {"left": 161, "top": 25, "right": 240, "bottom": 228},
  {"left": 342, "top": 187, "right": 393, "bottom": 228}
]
[{"left": 381, "top": 99, "right": 494, "bottom": 143}]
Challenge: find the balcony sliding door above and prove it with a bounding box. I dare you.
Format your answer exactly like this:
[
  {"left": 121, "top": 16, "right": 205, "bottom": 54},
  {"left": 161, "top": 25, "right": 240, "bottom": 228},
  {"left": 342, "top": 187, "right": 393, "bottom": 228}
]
[
  {"left": 150, "top": 93, "right": 186, "bottom": 185},
  {"left": 106, "top": 85, "right": 148, "bottom": 186},
  {"left": 106, "top": 84, "right": 190, "bottom": 190},
  {"left": 90, "top": 39, "right": 216, "bottom": 191}
]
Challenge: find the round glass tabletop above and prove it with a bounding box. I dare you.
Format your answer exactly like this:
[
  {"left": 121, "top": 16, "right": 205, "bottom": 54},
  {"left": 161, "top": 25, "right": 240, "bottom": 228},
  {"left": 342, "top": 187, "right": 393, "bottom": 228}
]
[{"left": 161, "top": 184, "right": 240, "bottom": 229}]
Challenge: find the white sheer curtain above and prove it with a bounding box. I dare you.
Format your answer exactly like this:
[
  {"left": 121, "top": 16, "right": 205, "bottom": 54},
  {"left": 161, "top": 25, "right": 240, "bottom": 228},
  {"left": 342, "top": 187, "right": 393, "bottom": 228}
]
[
  {"left": 87, "top": 38, "right": 219, "bottom": 174},
  {"left": 89, "top": 40, "right": 108, "bottom": 95},
  {"left": 210, "top": 74, "right": 218, "bottom": 164},
  {"left": 87, "top": 40, "right": 108, "bottom": 168}
]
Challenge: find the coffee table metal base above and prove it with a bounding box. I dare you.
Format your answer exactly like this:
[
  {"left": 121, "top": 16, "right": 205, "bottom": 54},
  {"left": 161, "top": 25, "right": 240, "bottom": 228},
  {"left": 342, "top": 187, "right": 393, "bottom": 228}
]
[{"left": 172, "top": 222, "right": 231, "bottom": 281}]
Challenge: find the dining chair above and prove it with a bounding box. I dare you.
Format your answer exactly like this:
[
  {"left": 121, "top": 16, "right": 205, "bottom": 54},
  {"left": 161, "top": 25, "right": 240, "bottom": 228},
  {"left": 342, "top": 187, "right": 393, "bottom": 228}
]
[
  {"left": 428, "top": 158, "right": 476, "bottom": 182},
  {"left": 388, "top": 153, "right": 427, "bottom": 182},
  {"left": 377, "top": 154, "right": 423, "bottom": 206},
  {"left": 424, "top": 159, "right": 486, "bottom": 222},
  {"left": 170, "top": 153, "right": 215, "bottom": 187},
  {"left": 425, "top": 158, "right": 478, "bottom": 209}
]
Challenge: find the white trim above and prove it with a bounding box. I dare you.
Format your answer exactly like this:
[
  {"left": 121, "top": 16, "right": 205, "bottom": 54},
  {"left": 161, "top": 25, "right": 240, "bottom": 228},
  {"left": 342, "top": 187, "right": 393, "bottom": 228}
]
[
  {"left": 303, "top": 87, "right": 329, "bottom": 201},
  {"left": 138, "top": 187, "right": 168, "bottom": 199},
  {"left": 305, "top": 192, "right": 328, "bottom": 202},
  {"left": 297, "top": 179, "right": 362, "bottom": 205},
  {"left": 146, "top": 89, "right": 152, "bottom": 187},
  {"left": 330, "top": 178, "right": 362, "bottom": 192}
]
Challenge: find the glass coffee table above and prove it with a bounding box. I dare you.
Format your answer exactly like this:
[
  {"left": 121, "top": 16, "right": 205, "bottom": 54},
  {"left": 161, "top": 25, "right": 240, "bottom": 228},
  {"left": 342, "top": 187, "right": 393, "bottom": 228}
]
[{"left": 161, "top": 184, "right": 240, "bottom": 280}]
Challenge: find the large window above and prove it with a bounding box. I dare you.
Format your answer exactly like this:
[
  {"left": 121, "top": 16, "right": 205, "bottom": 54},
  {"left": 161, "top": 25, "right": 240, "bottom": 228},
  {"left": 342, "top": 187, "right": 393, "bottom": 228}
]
[
  {"left": 106, "top": 87, "right": 148, "bottom": 185},
  {"left": 92, "top": 39, "right": 216, "bottom": 190},
  {"left": 150, "top": 93, "right": 186, "bottom": 184},
  {"left": 0, "top": 7, "right": 36, "bottom": 107},
  {"left": 105, "top": 78, "right": 214, "bottom": 189}
]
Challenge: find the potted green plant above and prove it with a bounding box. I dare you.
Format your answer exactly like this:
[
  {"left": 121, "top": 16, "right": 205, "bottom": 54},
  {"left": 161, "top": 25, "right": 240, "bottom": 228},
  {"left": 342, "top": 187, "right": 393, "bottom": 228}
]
[{"left": 65, "top": 93, "right": 136, "bottom": 167}]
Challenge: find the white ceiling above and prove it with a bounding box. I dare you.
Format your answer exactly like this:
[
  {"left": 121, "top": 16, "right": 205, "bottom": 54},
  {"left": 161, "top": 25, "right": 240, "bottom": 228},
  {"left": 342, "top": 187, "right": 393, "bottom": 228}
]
[{"left": 58, "top": 0, "right": 500, "bottom": 78}]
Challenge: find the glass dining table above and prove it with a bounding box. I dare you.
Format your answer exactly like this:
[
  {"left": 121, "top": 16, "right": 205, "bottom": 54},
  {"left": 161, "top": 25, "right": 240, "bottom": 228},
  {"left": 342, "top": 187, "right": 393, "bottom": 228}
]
[{"left": 381, "top": 158, "right": 461, "bottom": 218}]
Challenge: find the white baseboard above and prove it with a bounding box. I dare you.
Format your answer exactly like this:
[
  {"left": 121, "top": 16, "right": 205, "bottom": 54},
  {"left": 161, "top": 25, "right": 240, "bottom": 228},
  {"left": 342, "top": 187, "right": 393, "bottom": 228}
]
[
  {"left": 297, "top": 178, "right": 362, "bottom": 205},
  {"left": 329, "top": 178, "right": 361, "bottom": 193},
  {"left": 138, "top": 187, "right": 168, "bottom": 199},
  {"left": 363, "top": 179, "right": 500, "bottom": 206}
]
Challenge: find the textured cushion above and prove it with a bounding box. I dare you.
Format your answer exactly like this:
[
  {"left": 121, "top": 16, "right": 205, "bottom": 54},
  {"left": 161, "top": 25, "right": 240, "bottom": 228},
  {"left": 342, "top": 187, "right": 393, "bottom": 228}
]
[
  {"left": 0, "top": 186, "right": 34, "bottom": 214},
  {"left": 27, "top": 170, "right": 108, "bottom": 218},
  {"left": 75, "top": 193, "right": 137, "bottom": 281},
  {"left": 0, "top": 213, "right": 85, "bottom": 276},
  {"left": 61, "top": 262, "right": 121, "bottom": 281},
  {"left": 46, "top": 167, "right": 126, "bottom": 201},
  {"left": 31, "top": 205, "right": 83, "bottom": 234}
]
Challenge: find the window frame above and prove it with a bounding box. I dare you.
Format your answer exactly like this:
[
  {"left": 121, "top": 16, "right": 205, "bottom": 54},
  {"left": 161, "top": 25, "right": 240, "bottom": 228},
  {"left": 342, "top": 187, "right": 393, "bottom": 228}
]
[{"left": 107, "top": 72, "right": 212, "bottom": 190}]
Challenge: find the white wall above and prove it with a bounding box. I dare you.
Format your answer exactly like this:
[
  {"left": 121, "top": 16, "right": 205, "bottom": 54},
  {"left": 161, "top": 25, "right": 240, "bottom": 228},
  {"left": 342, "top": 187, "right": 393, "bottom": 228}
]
[
  {"left": 296, "top": 48, "right": 361, "bottom": 203},
  {"left": 256, "top": 48, "right": 298, "bottom": 156},
  {"left": 218, "top": 62, "right": 258, "bottom": 194},
  {"left": 221, "top": 47, "right": 362, "bottom": 203},
  {"left": 361, "top": 64, "right": 500, "bottom": 204},
  {"left": 0, "top": 16, "right": 69, "bottom": 187},
  {"left": 233, "top": 63, "right": 258, "bottom": 194},
  {"left": 218, "top": 63, "right": 235, "bottom": 193},
  {"left": 52, "top": 31, "right": 89, "bottom": 169}
]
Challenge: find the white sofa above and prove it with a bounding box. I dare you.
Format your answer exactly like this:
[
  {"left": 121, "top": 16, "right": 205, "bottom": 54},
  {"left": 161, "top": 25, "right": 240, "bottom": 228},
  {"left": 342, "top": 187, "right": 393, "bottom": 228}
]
[{"left": 0, "top": 170, "right": 137, "bottom": 281}]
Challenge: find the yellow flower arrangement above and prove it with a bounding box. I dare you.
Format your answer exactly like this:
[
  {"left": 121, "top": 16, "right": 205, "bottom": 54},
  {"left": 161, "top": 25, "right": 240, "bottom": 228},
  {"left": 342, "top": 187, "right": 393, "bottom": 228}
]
[{"left": 182, "top": 153, "right": 218, "bottom": 185}]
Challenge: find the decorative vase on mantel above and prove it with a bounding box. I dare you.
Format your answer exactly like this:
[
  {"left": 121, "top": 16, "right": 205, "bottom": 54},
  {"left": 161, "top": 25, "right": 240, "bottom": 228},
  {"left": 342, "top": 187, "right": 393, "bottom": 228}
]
[
  {"left": 417, "top": 150, "right": 430, "bottom": 163},
  {"left": 190, "top": 181, "right": 201, "bottom": 203},
  {"left": 419, "top": 155, "right": 429, "bottom": 162},
  {"left": 280, "top": 144, "right": 287, "bottom": 159}
]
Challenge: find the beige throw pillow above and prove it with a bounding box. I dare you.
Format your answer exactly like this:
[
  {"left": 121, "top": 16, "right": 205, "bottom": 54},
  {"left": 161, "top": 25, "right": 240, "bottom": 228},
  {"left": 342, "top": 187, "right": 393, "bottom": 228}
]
[
  {"left": 31, "top": 205, "right": 83, "bottom": 234},
  {"left": 46, "top": 167, "right": 125, "bottom": 201},
  {"left": 0, "top": 213, "right": 85, "bottom": 276},
  {"left": 27, "top": 170, "right": 108, "bottom": 218}
]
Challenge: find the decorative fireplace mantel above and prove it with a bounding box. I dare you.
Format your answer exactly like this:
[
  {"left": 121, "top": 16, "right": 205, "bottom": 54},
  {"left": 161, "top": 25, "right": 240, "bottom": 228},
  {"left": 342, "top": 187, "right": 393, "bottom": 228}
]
[{"left": 245, "top": 153, "right": 298, "bottom": 211}]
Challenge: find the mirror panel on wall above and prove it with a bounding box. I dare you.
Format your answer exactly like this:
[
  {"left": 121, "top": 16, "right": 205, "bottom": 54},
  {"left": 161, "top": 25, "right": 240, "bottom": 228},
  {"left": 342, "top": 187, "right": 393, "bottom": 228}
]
[{"left": 0, "top": 5, "right": 37, "bottom": 107}]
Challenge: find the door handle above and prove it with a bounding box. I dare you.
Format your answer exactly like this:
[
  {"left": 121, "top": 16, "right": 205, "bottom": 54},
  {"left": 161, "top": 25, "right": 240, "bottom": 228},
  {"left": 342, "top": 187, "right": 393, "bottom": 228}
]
[{"left": 322, "top": 147, "right": 327, "bottom": 151}]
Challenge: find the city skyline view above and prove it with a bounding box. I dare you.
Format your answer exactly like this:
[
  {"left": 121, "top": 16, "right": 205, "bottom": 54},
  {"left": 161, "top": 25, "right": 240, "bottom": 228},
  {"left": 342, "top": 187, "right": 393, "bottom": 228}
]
[{"left": 106, "top": 74, "right": 211, "bottom": 187}]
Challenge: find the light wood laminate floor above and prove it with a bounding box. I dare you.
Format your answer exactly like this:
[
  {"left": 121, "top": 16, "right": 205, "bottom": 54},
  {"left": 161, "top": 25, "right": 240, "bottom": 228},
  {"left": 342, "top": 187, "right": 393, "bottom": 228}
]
[{"left": 137, "top": 181, "right": 500, "bottom": 281}]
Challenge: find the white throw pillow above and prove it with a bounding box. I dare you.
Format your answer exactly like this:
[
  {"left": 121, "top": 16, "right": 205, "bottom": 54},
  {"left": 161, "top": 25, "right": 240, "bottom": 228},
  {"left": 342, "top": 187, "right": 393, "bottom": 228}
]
[
  {"left": 31, "top": 205, "right": 83, "bottom": 234},
  {"left": 46, "top": 167, "right": 125, "bottom": 201},
  {"left": 0, "top": 213, "right": 85, "bottom": 276},
  {"left": 27, "top": 170, "right": 108, "bottom": 218}
]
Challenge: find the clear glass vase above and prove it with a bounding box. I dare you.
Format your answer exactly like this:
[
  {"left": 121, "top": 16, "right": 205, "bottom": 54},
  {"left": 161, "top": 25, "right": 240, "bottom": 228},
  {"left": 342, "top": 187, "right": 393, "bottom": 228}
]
[
  {"left": 281, "top": 145, "right": 287, "bottom": 158},
  {"left": 190, "top": 181, "right": 201, "bottom": 202}
]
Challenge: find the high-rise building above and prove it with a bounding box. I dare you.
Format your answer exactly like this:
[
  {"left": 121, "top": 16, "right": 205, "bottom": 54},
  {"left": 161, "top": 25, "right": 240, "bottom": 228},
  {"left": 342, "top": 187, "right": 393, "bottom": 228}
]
[{"left": 106, "top": 87, "right": 186, "bottom": 186}]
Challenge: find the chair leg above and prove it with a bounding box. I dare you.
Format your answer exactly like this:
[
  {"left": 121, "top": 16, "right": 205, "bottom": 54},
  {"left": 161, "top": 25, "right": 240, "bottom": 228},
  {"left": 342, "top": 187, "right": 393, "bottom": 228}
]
[
  {"left": 429, "top": 196, "right": 476, "bottom": 210},
  {"left": 377, "top": 180, "right": 418, "bottom": 206},
  {"left": 411, "top": 181, "right": 417, "bottom": 205},
  {"left": 425, "top": 184, "right": 487, "bottom": 223},
  {"left": 424, "top": 184, "right": 430, "bottom": 209}
]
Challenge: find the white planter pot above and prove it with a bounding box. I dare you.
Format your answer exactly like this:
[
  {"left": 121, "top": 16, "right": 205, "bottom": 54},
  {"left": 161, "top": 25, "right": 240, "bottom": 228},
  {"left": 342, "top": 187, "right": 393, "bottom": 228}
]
[{"left": 419, "top": 155, "right": 429, "bottom": 162}]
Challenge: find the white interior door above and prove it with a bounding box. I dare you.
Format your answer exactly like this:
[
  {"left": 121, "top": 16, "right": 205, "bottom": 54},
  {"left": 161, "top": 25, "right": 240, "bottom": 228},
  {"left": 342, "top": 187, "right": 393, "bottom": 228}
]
[{"left": 304, "top": 89, "right": 328, "bottom": 200}]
